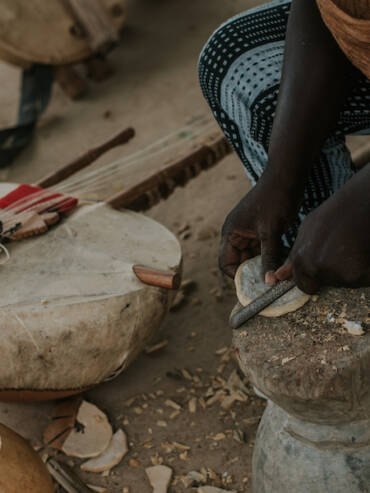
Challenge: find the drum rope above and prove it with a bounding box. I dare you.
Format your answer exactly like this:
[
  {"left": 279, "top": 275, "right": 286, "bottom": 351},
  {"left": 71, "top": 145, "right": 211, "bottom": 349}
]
[
  {"left": 0, "top": 116, "right": 217, "bottom": 228},
  {"left": 52, "top": 116, "right": 216, "bottom": 196}
]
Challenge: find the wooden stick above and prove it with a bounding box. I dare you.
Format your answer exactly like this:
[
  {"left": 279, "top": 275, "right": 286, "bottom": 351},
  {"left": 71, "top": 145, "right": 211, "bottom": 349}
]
[
  {"left": 133, "top": 264, "right": 181, "bottom": 290},
  {"left": 229, "top": 280, "right": 296, "bottom": 330},
  {"left": 106, "top": 132, "right": 231, "bottom": 211},
  {"left": 36, "top": 127, "right": 135, "bottom": 188},
  {"left": 46, "top": 458, "right": 91, "bottom": 493}
]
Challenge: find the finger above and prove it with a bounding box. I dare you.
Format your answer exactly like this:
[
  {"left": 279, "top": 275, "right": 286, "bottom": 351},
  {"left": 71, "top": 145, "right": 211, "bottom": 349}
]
[
  {"left": 219, "top": 238, "right": 241, "bottom": 279},
  {"left": 275, "top": 262, "right": 293, "bottom": 281},
  {"left": 260, "top": 233, "right": 284, "bottom": 284},
  {"left": 265, "top": 270, "right": 278, "bottom": 285}
]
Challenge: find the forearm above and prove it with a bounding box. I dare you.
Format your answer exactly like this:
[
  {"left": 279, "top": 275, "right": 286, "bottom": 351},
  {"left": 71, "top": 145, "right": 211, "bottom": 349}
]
[{"left": 264, "top": 0, "right": 357, "bottom": 191}]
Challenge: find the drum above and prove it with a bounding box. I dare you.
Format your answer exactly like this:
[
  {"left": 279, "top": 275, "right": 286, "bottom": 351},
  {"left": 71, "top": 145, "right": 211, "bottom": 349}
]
[
  {"left": 0, "top": 0, "right": 127, "bottom": 68},
  {"left": 0, "top": 183, "right": 182, "bottom": 401}
]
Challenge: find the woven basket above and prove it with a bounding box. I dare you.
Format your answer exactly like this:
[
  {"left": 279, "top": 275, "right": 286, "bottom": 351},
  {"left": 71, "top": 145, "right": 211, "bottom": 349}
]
[{"left": 317, "top": 0, "right": 370, "bottom": 78}]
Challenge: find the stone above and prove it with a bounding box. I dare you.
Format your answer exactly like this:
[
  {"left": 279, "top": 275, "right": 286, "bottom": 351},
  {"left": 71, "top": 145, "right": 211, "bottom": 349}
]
[
  {"left": 343, "top": 320, "right": 364, "bottom": 336},
  {"left": 235, "top": 256, "right": 310, "bottom": 317},
  {"left": 145, "top": 465, "right": 172, "bottom": 493},
  {"left": 81, "top": 429, "right": 128, "bottom": 472}
]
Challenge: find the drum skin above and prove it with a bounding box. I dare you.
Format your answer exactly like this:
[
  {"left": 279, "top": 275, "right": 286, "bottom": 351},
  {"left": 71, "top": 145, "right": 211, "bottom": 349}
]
[
  {"left": 0, "top": 185, "right": 182, "bottom": 401},
  {"left": 0, "top": 424, "right": 54, "bottom": 492}
]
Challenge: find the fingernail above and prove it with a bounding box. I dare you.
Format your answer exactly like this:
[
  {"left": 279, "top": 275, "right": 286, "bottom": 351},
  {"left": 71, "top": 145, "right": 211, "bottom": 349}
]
[{"left": 265, "top": 271, "right": 277, "bottom": 285}]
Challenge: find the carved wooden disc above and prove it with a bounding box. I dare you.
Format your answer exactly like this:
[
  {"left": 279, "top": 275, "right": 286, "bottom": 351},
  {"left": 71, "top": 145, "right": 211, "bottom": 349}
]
[{"left": 235, "top": 256, "right": 310, "bottom": 317}]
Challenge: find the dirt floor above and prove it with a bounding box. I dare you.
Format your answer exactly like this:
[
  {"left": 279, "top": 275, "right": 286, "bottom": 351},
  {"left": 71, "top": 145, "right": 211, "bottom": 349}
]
[{"left": 0, "top": 1, "right": 369, "bottom": 492}]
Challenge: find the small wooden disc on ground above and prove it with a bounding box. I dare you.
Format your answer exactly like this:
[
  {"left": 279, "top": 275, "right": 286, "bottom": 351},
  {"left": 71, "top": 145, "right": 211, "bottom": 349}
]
[{"left": 235, "top": 256, "right": 310, "bottom": 317}]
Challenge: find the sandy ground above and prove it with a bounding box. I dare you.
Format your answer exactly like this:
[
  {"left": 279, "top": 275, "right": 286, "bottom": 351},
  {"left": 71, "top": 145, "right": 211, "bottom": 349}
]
[{"left": 0, "top": 1, "right": 368, "bottom": 492}]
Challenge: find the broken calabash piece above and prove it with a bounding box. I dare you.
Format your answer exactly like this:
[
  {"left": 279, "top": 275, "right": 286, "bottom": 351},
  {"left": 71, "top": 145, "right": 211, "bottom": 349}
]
[
  {"left": 43, "top": 399, "right": 112, "bottom": 459},
  {"left": 61, "top": 401, "right": 113, "bottom": 459},
  {"left": 80, "top": 428, "right": 128, "bottom": 472},
  {"left": 235, "top": 256, "right": 310, "bottom": 317},
  {"left": 43, "top": 396, "right": 81, "bottom": 449},
  {"left": 0, "top": 424, "right": 54, "bottom": 492}
]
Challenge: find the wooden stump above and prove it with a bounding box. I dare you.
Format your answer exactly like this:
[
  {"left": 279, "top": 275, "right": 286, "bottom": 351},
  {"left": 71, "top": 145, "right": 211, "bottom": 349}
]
[{"left": 232, "top": 286, "right": 370, "bottom": 492}]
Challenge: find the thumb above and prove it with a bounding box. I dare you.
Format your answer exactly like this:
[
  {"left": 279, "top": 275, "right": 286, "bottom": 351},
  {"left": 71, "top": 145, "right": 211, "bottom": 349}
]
[
  {"left": 275, "top": 261, "right": 293, "bottom": 281},
  {"left": 260, "top": 233, "right": 283, "bottom": 285}
]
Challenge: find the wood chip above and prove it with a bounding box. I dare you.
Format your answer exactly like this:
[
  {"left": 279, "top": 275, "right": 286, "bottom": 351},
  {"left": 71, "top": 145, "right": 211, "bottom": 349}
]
[
  {"left": 206, "top": 391, "right": 226, "bottom": 407},
  {"left": 145, "top": 465, "right": 172, "bottom": 493},
  {"left": 179, "top": 450, "right": 188, "bottom": 460},
  {"left": 157, "top": 421, "right": 167, "bottom": 428},
  {"left": 188, "top": 397, "right": 197, "bottom": 413},
  {"left": 215, "top": 347, "right": 228, "bottom": 355},
  {"left": 124, "top": 397, "right": 136, "bottom": 407},
  {"left": 181, "top": 369, "right": 192, "bottom": 380},
  {"left": 199, "top": 397, "right": 207, "bottom": 409},
  {"left": 220, "top": 395, "right": 238, "bottom": 411},
  {"left": 165, "top": 399, "right": 181, "bottom": 411},
  {"left": 145, "top": 340, "right": 169, "bottom": 354},
  {"left": 172, "top": 442, "right": 190, "bottom": 451},
  {"left": 282, "top": 356, "right": 296, "bottom": 365}
]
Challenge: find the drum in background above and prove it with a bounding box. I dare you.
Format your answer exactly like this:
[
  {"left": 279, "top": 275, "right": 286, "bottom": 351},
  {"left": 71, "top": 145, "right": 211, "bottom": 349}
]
[
  {"left": 0, "top": 183, "right": 182, "bottom": 401},
  {"left": 0, "top": 0, "right": 127, "bottom": 68}
]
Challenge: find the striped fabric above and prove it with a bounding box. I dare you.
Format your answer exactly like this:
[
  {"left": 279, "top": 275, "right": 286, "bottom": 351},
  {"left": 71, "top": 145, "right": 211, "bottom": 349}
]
[{"left": 199, "top": 0, "right": 370, "bottom": 245}]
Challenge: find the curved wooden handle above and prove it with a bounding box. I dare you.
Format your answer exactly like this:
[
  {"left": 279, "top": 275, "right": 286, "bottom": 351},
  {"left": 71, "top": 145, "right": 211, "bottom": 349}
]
[{"left": 133, "top": 264, "right": 181, "bottom": 290}]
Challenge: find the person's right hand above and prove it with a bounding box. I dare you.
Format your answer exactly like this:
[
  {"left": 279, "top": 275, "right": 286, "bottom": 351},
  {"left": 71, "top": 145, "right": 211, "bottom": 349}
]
[{"left": 219, "top": 174, "right": 303, "bottom": 283}]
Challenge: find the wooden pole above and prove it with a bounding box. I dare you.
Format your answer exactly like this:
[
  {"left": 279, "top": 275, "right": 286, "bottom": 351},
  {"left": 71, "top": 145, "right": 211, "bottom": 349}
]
[{"left": 36, "top": 127, "right": 135, "bottom": 188}]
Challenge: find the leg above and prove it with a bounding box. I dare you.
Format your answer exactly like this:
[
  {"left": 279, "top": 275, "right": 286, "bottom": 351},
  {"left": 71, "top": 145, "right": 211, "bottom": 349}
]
[
  {"left": 199, "top": 0, "right": 370, "bottom": 244},
  {"left": 199, "top": 0, "right": 291, "bottom": 184}
]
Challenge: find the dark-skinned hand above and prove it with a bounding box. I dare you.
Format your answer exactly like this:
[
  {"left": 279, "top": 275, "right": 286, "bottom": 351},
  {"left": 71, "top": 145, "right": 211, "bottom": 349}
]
[
  {"left": 276, "top": 165, "right": 370, "bottom": 293},
  {"left": 219, "top": 172, "right": 303, "bottom": 282}
]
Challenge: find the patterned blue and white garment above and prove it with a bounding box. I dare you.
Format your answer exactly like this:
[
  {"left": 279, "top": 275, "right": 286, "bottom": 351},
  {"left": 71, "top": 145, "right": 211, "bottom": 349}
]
[{"left": 199, "top": 0, "right": 370, "bottom": 245}]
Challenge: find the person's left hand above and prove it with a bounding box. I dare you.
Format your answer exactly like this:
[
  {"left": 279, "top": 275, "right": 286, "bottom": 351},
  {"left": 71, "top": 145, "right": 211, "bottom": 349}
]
[{"left": 276, "top": 165, "right": 370, "bottom": 294}]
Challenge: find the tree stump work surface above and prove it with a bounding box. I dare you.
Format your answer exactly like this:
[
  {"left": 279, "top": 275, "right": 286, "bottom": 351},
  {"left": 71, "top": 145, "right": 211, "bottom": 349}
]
[{"left": 233, "top": 286, "right": 370, "bottom": 425}]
